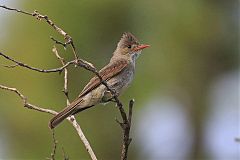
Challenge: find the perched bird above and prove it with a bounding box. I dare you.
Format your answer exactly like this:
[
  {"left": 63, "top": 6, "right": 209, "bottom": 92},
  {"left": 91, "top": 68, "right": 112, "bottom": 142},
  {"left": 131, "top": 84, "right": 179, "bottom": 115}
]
[{"left": 49, "top": 32, "right": 149, "bottom": 129}]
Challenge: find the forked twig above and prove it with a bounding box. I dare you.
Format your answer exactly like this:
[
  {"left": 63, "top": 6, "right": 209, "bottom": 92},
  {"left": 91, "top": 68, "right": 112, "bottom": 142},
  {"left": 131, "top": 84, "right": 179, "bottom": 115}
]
[
  {"left": 52, "top": 46, "right": 69, "bottom": 103},
  {"left": 52, "top": 46, "right": 97, "bottom": 160}
]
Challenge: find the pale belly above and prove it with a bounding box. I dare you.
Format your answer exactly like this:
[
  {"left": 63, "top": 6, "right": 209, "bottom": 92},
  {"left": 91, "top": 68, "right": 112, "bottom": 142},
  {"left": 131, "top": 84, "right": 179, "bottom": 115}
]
[
  {"left": 79, "top": 85, "right": 106, "bottom": 107},
  {"left": 102, "top": 66, "right": 134, "bottom": 101}
]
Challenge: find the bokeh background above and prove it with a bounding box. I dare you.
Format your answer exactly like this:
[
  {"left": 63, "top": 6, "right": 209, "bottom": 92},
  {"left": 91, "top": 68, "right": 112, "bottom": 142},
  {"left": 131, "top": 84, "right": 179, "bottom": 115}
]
[{"left": 0, "top": 0, "right": 239, "bottom": 159}]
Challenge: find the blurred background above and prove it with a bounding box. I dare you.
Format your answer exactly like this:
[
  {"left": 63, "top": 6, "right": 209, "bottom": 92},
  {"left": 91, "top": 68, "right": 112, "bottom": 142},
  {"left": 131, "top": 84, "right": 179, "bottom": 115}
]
[{"left": 0, "top": 0, "right": 239, "bottom": 159}]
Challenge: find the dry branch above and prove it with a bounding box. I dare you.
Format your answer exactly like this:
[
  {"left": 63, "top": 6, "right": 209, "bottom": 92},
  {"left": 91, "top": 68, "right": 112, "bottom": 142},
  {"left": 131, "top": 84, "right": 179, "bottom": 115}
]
[
  {"left": 52, "top": 46, "right": 70, "bottom": 103},
  {"left": 0, "top": 51, "right": 76, "bottom": 73},
  {"left": 49, "top": 130, "right": 57, "bottom": 160},
  {"left": 0, "top": 5, "right": 134, "bottom": 160},
  {"left": 0, "top": 84, "right": 98, "bottom": 160},
  {"left": 0, "top": 84, "right": 57, "bottom": 115},
  {"left": 0, "top": 5, "right": 78, "bottom": 60},
  {"left": 52, "top": 46, "right": 97, "bottom": 160}
]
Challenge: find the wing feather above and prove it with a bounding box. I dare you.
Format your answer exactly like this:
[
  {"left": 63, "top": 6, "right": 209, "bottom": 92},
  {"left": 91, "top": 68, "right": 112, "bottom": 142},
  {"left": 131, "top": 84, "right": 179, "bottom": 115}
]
[{"left": 78, "top": 59, "right": 128, "bottom": 98}]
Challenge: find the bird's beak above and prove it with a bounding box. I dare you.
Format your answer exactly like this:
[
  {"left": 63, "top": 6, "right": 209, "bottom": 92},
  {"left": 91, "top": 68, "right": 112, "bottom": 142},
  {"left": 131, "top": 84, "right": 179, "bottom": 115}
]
[{"left": 133, "top": 44, "right": 150, "bottom": 51}]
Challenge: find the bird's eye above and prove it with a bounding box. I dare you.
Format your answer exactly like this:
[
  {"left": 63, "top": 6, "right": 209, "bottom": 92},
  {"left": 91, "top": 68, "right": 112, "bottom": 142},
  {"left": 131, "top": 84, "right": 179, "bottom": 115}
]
[{"left": 127, "top": 45, "right": 131, "bottom": 49}]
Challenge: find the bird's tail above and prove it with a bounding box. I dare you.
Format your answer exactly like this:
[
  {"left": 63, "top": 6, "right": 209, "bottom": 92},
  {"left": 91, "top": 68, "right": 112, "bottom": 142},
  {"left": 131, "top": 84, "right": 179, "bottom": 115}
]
[
  {"left": 49, "top": 98, "right": 93, "bottom": 129},
  {"left": 49, "top": 104, "right": 77, "bottom": 129}
]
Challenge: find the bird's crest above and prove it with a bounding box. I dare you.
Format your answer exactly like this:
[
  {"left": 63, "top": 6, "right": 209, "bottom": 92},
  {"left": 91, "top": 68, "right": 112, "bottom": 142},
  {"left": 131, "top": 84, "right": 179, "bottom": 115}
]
[{"left": 117, "top": 32, "right": 139, "bottom": 48}]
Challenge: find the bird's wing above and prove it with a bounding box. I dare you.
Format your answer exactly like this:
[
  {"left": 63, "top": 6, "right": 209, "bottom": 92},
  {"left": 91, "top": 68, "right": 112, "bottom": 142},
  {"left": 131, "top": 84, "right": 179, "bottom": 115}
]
[
  {"left": 78, "top": 59, "right": 128, "bottom": 98},
  {"left": 49, "top": 59, "right": 128, "bottom": 128}
]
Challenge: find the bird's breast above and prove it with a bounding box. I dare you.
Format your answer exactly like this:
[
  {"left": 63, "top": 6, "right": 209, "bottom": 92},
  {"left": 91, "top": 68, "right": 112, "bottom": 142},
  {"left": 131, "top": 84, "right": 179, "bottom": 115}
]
[{"left": 108, "top": 64, "right": 135, "bottom": 95}]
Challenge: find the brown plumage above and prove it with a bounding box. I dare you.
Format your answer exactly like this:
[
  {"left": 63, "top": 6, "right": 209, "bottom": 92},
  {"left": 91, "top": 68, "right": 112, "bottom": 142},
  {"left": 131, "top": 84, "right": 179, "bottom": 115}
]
[{"left": 49, "top": 32, "right": 149, "bottom": 129}]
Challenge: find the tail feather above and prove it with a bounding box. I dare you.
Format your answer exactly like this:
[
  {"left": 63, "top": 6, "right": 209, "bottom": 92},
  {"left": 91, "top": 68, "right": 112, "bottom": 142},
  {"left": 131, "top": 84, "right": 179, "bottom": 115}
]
[
  {"left": 49, "top": 99, "right": 95, "bottom": 129},
  {"left": 49, "top": 105, "right": 76, "bottom": 129}
]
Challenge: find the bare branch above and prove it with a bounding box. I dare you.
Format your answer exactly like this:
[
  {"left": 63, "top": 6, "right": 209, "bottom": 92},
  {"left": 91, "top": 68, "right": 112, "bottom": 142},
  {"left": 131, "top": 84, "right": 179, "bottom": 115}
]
[
  {"left": 68, "top": 116, "right": 98, "bottom": 160},
  {"left": 0, "top": 5, "right": 135, "bottom": 160},
  {"left": 0, "top": 84, "right": 98, "bottom": 160},
  {"left": 119, "top": 99, "right": 134, "bottom": 160},
  {"left": 0, "top": 51, "right": 99, "bottom": 76},
  {"left": 52, "top": 46, "right": 69, "bottom": 104},
  {"left": 128, "top": 99, "right": 134, "bottom": 127},
  {"left": 0, "top": 84, "right": 57, "bottom": 114},
  {"left": 0, "top": 5, "right": 78, "bottom": 60},
  {"left": 0, "top": 51, "right": 76, "bottom": 73},
  {"left": 52, "top": 46, "right": 97, "bottom": 160},
  {"left": 61, "top": 147, "right": 69, "bottom": 160},
  {"left": 0, "top": 5, "right": 32, "bottom": 15},
  {"left": 52, "top": 46, "right": 97, "bottom": 159},
  {"left": 49, "top": 130, "right": 58, "bottom": 160},
  {"left": 1, "top": 64, "right": 19, "bottom": 68},
  {"left": 51, "top": 37, "right": 67, "bottom": 49}
]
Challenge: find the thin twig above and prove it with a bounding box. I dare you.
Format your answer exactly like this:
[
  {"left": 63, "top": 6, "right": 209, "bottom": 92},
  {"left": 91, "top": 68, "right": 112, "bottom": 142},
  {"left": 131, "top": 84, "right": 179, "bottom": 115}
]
[
  {"left": 50, "top": 130, "right": 57, "bottom": 160},
  {"left": 52, "top": 46, "right": 70, "bottom": 104},
  {"left": 0, "top": 84, "right": 57, "bottom": 114},
  {"left": 119, "top": 99, "right": 134, "bottom": 160},
  {"left": 62, "top": 147, "right": 69, "bottom": 160},
  {"left": 52, "top": 46, "right": 97, "bottom": 160},
  {"left": 53, "top": 46, "right": 97, "bottom": 159},
  {"left": 51, "top": 37, "right": 67, "bottom": 49},
  {"left": 0, "top": 84, "right": 97, "bottom": 160},
  {"left": 0, "top": 5, "right": 32, "bottom": 15},
  {"left": 68, "top": 116, "right": 98, "bottom": 160},
  {"left": 0, "top": 51, "right": 98, "bottom": 76},
  {"left": 1, "top": 64, "right": 19, "bottom": 68},
  {"left": 0, "top": 51, "right": 75, "bottom": 73},
  {"left": 0, "top": 5, "right": 78, "bottom": 60}
]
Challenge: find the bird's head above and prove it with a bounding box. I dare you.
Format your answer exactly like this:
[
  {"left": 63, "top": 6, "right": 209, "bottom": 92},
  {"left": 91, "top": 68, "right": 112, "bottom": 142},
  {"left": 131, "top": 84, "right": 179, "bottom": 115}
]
[{"left": 113, "top": 32, "right": 150, "bottom": 61}]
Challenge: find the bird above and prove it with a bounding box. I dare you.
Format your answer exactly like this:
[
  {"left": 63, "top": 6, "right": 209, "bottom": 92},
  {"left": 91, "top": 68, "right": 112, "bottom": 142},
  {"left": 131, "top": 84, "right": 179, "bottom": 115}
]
[{"left": 49, "top": 32, "right": 150, "bottom": 129}]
